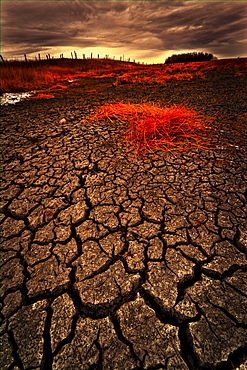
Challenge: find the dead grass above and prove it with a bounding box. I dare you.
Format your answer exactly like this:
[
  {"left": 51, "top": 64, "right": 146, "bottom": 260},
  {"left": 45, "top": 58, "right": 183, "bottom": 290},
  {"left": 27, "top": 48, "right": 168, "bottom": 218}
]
[
  {"left": 48, "top": 84, "right": 68, "bottom": 90},
  {"left": 1, "top": 57, "right": 246, "bottom": 94},
  {"left": 0, "top": 64, "right": 77, "bottom": 94},
  {"left": 111, "top": 58, "right": 247, "bottom": 87},
  {"left": 31, "top": 93, "right": 55, "bottom": 99},
  {"left": 0, "top": 58, "right": 137, "bottom": 94},
  {"left": 113, "top": 71, "right": 202, "bottom": 86},
  {"left": 91, "top": 102, "right": 215, "bottom": 156}
]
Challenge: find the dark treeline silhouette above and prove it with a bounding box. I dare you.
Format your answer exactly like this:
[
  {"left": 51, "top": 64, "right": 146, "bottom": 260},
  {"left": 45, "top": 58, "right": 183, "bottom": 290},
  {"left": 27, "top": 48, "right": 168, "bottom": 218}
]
[{"left": 165, "top": 52, "right": 216, "bottom": 64}]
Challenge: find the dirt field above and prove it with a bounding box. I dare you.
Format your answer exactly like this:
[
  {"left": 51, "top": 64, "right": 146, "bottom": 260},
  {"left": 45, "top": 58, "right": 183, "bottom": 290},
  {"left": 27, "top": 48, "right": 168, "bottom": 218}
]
[{"left": 1, "top": 63, "right": 247, "bottom": 369}]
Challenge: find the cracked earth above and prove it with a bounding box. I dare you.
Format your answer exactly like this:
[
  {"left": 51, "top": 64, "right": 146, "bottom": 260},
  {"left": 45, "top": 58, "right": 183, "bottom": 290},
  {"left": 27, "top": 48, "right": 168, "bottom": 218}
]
[{"left": 1, "top": 72, "right": 247, "bottom": 370}]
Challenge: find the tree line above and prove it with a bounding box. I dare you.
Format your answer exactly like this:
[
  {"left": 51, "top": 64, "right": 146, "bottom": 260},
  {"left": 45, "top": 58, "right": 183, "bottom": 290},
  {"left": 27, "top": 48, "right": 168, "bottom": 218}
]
[{"left": 165, "top": 52, "right": 216, "bottom": 64}]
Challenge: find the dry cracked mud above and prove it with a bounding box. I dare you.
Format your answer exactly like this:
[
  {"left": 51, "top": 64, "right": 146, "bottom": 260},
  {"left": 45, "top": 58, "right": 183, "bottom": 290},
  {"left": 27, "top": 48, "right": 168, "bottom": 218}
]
[{"left": 1, "top": 73, "right": 247, "bottom": 370}]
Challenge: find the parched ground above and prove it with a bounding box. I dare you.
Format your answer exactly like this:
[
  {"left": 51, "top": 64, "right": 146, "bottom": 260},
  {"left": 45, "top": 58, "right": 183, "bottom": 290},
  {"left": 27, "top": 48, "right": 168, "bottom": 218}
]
[{"left": 1, "top": 70, "right": 247, "bottom": 370}]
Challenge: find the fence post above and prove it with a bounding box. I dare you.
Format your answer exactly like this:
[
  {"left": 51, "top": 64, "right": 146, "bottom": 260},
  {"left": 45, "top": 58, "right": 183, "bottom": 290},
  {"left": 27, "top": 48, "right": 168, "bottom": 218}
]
[
  {"left": 74, "top": 51, "right": 77, "bottom": 59},
  {"left": 0, "top": 55, "right": 5, "bottom": 64},
  {"left": 91, "top": 53, "right": 93, "bottom": 59},
  {"left": 98, "top": 54, "right": 99, "bottom": 59},
  {"left": 71, "top": 52, "right": 73, "bottom": 59},
  {"left": 83, "top": 54, "right": 85, "bottom": 59},
  {"left": 38, "top": 53, "right": 41, "bottom": 60},
  {"left": 24, "top": 54, "right": 28, "bottom": 62}
]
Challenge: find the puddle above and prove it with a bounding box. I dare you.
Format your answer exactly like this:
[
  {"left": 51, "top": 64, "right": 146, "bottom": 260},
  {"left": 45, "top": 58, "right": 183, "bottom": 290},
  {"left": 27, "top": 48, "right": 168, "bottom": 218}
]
[{"left": 1, "top": 91, "right": 36, "bottom": 106}]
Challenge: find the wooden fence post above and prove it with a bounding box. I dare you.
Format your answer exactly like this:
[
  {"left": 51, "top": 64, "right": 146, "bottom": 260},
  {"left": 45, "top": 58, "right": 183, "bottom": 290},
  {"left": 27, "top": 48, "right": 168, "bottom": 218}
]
[
  {"left": 83, "top": 54, "right": 85, "bottom": 59},
  {"left": 91, "top": 53, "right": 93, "bottom": 59},
  {"left": 38, "top": 53, "right": 41, "bottom": 60},
  {"left": 98, "top": 54, "right": 99, "bottom": 59},
  {"left": 24, "top": 54, "right": 28, "bottom": 62},
  {"left": 0, "top": 55, "right": 5, "bottom": 64},
  {"left": 74, "top": 51, "right": 77, "bottom": 59}
]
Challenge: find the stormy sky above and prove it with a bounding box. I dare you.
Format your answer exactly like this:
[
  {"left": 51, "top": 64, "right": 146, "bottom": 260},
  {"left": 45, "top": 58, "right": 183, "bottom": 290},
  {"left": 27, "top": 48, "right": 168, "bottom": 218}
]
[{"left": 1, "top": 1, "right": 247, "bottom": 63}]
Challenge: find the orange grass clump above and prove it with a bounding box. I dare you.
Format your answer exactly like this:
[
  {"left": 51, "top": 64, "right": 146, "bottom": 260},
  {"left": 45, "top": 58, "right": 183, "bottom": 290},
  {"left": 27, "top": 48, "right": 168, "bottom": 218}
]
[{"left": 92, "top": 102, "right": 214, "bottom": 156}]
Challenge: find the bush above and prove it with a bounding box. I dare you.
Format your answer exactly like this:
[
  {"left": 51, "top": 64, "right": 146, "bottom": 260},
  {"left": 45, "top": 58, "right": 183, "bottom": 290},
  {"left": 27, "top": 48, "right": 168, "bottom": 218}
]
[{"left": 165, "top": 52, "right": 216, "bottom": 64}]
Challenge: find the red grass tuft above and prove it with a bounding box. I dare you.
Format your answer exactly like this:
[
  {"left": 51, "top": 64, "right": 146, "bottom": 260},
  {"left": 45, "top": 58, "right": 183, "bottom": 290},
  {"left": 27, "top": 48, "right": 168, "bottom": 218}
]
[{"left": 92, "top": 102, "right": 214, "bottom": 156}]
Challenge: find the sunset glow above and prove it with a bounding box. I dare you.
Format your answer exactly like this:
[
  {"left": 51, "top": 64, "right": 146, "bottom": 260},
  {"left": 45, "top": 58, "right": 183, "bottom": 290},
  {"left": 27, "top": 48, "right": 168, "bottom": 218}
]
[{"left": 2, "top": 1, "right": 247, "bottom": 63}]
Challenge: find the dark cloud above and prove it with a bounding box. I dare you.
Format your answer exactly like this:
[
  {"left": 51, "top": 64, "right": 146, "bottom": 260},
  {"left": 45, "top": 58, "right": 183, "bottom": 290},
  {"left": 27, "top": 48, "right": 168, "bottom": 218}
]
[{"left": 2, "top": 1, "right": 247, "bottom": 62}]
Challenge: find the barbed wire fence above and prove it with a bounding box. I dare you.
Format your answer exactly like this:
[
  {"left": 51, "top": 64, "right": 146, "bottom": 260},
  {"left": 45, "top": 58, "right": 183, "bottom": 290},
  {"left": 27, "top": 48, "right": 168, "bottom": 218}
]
[{"left": 0, "top": 51, "right": 147, "bottom": 64}]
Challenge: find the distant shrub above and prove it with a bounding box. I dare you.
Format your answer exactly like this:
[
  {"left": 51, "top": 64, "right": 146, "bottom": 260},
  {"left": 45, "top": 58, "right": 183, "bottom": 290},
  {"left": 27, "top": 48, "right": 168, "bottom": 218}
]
[{"left": 165, "top": 52, "right": 216, "bottom": 64}]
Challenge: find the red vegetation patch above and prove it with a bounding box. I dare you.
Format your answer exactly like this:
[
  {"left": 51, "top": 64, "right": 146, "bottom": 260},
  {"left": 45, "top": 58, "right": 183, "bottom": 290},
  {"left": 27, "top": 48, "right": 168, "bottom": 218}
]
[
  {"left": 49, "top": 84, "right": 67, "bottom": 90},
  {"left": 94, "top": 72, "right": 118, "bottom": 78},
  {"left": 114, "top": 71, "right": 197, "bottom": 86},
  {"left": 32, "top": 93, "right": 55, "bottom": 99},
  {"left": 92, "top": 102, "right": 214, "bottom": 156}
]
